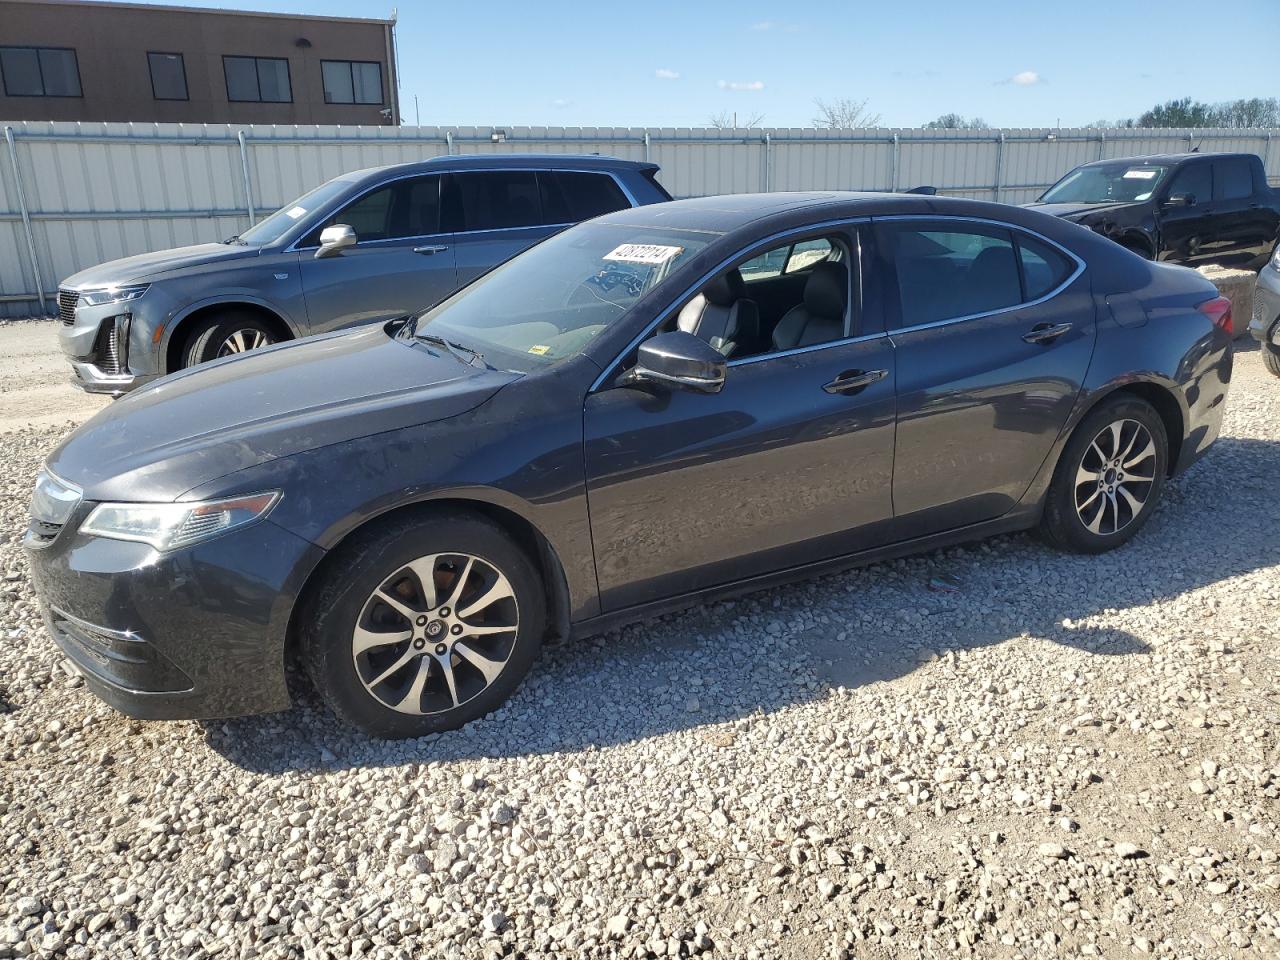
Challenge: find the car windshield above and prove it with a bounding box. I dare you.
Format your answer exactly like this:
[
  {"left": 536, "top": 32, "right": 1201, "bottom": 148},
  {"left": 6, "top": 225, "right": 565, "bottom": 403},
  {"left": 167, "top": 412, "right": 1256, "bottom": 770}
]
[
  {"left": 237, "top": 178, "right": 354, "bottom": 246},
  {"left": 412, "top": 222, "right": 717, "bottom": 371},
  {"left": 1039, "top": 164, "right": 1168, "bottom": 205}
]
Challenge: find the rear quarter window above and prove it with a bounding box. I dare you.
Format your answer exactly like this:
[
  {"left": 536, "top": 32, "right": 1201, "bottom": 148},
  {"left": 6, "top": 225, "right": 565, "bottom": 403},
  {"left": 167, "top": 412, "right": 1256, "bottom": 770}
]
[{"left": 1017, "top": 234, "right": 1075, "bottom": 300}]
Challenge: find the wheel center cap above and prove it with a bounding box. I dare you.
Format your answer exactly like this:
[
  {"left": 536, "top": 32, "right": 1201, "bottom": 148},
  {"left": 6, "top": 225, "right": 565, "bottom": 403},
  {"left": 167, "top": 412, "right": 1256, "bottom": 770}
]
[
  {"left": 425, "top": 619, "right": 446, "bottom": 639},
  {"left": 1104, "top": 467, "right": 1117, "bottom": 485}
]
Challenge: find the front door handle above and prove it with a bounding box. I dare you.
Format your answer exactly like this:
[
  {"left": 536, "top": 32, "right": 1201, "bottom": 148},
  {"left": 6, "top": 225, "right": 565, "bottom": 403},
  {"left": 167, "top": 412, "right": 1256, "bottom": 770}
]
[
  {"left": 413, "top": 244, "right": 450, "bottom": 256},
  {"left": 823, "top": 368, "right": 888, "bottom": 395},
  {"left": 1022, "top": 322, "right": 1072, "bottom": 344}
]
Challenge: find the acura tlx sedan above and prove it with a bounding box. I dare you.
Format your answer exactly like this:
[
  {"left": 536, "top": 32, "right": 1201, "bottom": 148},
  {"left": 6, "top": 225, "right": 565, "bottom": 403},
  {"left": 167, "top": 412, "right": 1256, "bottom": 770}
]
[{"left": 25, "top": 192, "right": 1233, "bottom": 738}]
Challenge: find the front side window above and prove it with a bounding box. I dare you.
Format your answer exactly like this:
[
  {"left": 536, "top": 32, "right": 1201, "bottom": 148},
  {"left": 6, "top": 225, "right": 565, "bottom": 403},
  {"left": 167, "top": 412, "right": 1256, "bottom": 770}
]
[
  {"left": 304, "top": 175, "right": 441, "bottom": 245},
  {"left": 672, "top": 233, "right": 850, "bottom": 360},
  {"left": 224, "top": 56, "right": 291, "bottom": 103},
  {"left": 414, "top": 222, "right": 716, "bottom": 371},
  {"left": 148, "top": 52, "right": 187, "bottom": 101},
  {"left": 322, "top": 60, "right": 383, "bottom": 105},
  {"left": 1166, "top": 162, "right": 1212, "bottom": 205},
  {"left": 884, "top": 224, "right": 1022, "bottom": 327},
  {"left": 1213, "top": 158, "right": 1254, "bottom": 201},
  {"left": 0, "top": 47, "right": 81, "bottom": 97}
]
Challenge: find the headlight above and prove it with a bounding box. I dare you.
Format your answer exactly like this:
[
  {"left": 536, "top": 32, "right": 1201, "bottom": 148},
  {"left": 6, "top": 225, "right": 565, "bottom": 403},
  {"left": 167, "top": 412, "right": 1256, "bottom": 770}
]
[
  {"left": 30, "top": 468, "right": 82, "bottom": 526},
  {"left": 78, "top": 284, "right": 150, "bottom": 307},
  {"left": 80, "top": 492, "right": 280, "bottom": 551}
]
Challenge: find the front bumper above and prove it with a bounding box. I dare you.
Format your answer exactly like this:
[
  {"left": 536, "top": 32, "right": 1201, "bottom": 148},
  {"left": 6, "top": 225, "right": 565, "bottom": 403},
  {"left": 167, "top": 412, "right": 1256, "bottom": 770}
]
[
  {"left": 56, "top": 290, "right": 165, "bottom": 396},
  {"left": 1249, "top": 266, "right": 1280, "bottom": 345},
  {"left": 24, "top": 509, "right": 325, "bottom": 721}
]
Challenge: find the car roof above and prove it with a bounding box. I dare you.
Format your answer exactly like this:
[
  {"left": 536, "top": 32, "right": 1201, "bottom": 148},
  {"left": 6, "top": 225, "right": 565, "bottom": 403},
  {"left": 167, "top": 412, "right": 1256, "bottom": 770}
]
[
  {"left": 344, "top": 154, "right": 658, "bottom": 184},
  {"left": 1077, "top": 151, "right": 1248, "bottom": 168},
  {"left": 594, "top": 191, "right": 1058, "bottom": 236}
]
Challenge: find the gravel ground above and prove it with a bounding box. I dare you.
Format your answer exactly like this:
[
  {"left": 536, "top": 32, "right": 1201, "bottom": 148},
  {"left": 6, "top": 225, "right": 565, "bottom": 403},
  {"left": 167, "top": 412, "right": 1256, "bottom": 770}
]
[{"left": 0, "top": 327, "right": 1277, "bottom": 959}]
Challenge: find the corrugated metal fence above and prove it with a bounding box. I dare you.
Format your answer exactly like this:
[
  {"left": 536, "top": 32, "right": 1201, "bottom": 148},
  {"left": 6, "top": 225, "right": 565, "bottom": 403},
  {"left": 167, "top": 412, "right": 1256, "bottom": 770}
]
[{"left": 2, "top": 120, "right": 1278, "bottom": 316}]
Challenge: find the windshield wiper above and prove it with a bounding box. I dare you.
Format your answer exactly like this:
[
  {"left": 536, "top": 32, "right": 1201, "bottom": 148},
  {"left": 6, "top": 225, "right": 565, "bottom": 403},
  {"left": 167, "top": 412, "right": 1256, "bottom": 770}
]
[{"left": 417, "top": 332, "right": 489, "bottom": 369}]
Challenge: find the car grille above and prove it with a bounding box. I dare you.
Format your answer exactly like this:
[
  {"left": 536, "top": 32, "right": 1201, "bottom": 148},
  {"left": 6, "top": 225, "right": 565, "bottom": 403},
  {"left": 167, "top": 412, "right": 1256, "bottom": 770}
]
[
  {"left": 26, "top": 518, "right": 63, "bottom": 545},
  {"left": 57, "top": 290, "right": 78, "bottom": 325}
]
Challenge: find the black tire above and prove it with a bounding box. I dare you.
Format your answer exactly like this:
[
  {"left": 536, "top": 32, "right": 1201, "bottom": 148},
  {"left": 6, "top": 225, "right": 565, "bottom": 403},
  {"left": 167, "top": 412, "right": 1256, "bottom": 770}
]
[
  {"left": 301, "top": 510, "right": 546, "bottom": 738},
  {"left": 1264, "top": 344, "right": 1280, "bottom": 378},
  {"left": 181, "top": 311, "right": 278, "bottom": 369},
  {"left": 1038, "top": 395, "right": 1168, "bottom": 554}
]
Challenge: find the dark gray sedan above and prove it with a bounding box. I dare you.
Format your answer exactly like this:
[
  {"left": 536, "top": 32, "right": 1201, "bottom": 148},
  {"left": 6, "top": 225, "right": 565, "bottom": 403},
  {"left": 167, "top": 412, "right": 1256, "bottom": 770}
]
[
  {"left": 54, "top": 155, "right": 671, "bottom": 394},
  {"left": 26, "top": 192, "right": 1233, "bottom": 737}
]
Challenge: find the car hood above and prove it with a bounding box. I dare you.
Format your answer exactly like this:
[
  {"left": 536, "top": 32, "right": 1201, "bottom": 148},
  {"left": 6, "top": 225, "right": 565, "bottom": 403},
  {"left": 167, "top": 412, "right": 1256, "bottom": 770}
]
[
  {"left": 61, "top": 243, "right": 259, "bottom": 289},
  {"left": 1023, "top": 201, "right": 1144, "bottom": 221},
  {"left": 46, "top": 324, "right": 519, "bottom": 503}
]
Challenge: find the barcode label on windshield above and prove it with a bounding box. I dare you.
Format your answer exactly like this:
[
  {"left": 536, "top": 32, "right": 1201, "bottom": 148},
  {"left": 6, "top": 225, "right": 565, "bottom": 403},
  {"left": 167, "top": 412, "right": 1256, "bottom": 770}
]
[{"left": 603, "top": 243, "right": 683, "bottom": 265}]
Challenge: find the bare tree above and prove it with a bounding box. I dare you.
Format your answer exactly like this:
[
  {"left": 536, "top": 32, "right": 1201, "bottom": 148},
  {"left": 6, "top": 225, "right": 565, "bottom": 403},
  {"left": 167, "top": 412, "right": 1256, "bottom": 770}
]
[
  {"left": 708, "top": 110, "right": 764, "bottom": 129},
  {"left": 811, "top": 97, "right": 881, "bottom": 129},
  {"left": 923, "top": 112, "right": 987, "bottom": 130}
]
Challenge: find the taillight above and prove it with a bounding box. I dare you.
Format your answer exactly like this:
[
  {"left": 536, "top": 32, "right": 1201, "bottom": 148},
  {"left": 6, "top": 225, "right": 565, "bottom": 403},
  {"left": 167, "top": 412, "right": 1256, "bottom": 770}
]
[{"left": 1197, "top": 296, "right": 1232, "bottom": 336}]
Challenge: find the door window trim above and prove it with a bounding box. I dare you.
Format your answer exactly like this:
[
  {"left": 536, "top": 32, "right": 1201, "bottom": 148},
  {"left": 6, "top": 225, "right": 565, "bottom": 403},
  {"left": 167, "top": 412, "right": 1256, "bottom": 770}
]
[
  {"left": 286, "top": 167, "right": 639, "bottom": 252},
  {"left": 874, "top": 215, "right": 1085, "bottom": 335},
  {"left": 590, "top": 217, "right": 872, "bottom": 392}
]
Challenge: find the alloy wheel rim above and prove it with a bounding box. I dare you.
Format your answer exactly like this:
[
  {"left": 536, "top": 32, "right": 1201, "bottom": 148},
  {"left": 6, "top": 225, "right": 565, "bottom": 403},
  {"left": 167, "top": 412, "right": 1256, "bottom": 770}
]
[
  {"left": 1073, "top": 418, "right": 1157, "bottom": 536},
  {"left": 217, "top": 329, "right": 272, "bottom": 357},
  {"left": 352, "top": 553, "right": 519, "bottom": 715}
]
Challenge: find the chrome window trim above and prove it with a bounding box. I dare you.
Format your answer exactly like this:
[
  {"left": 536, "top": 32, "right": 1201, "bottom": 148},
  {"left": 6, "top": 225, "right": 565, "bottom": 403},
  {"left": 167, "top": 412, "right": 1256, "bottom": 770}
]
[
  {"left": 728, "top": 331, "right": 888, "bottom": 367},
  {"left": 874, "top": 214, "right": 1087, "bottom": 335},
  {"left": 286, "top": 168, "right": 639, "bottom": 253},
  {"left": 590, "top": 217, "right": 871, "bottom": 393}
]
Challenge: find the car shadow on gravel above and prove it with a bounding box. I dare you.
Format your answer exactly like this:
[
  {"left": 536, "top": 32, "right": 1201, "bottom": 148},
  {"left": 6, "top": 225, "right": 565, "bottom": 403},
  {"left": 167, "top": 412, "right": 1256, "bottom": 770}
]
[{"left": 201, "top": 435, "right": 1280, "bottom": 775}]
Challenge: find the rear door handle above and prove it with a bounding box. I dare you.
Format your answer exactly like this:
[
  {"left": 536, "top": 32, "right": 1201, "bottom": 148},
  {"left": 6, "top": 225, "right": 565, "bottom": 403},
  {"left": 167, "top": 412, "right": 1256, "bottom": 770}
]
[
  {"left": 1022, "top": 322, "right": 1072, "bottom": 344},
  {"left": 413, "top": 245, "right": 450, "bottom": 256},
  {"left": 823, "top": 368, "right": 888, "bottom": 395}
]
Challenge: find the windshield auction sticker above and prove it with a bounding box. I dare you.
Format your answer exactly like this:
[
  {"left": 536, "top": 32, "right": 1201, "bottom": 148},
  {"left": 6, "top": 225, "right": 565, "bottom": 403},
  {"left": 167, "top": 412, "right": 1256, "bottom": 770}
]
[
  {"left": 285, "top": 206, "right": 308, "bottom": 219},
  {"left": 603, "top": 243, "right": 684, "bottom": 265},
  {"left": 1122, "top": 169, "right": 1158, "bottom": 180}
]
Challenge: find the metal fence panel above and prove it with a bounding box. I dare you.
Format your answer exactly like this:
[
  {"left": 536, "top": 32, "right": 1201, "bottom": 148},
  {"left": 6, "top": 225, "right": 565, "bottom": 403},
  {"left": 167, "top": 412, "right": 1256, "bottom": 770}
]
[{"left": 1, "top": 120, "right": 1276, "bottom": 315}]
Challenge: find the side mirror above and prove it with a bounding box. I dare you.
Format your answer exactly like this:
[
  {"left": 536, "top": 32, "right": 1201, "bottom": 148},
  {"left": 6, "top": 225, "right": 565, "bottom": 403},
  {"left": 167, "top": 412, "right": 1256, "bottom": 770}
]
[
  {"left": 1162, "top": 193, "right": 1194, "bottom": 209},
  {"left": 626, "top": 331, "right": 726, "bottom": 394},
  {"left": 315, "top": 224, "right": 357, "bottom": 259}
]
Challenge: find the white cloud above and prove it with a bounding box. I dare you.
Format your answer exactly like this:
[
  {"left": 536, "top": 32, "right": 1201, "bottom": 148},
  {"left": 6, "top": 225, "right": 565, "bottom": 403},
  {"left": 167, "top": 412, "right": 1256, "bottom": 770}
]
[
  {"left": 717, "top": 80, "right": 765, "bottom": 92},
  {"left": 1011, "top": 70, "right": 1041, "bottom": 86},
  {"left": 550, "top": 98, "right": 572, "bottom": 108},
  {"left": 654, "top": 68, "right": 680, "bottom": 80}
]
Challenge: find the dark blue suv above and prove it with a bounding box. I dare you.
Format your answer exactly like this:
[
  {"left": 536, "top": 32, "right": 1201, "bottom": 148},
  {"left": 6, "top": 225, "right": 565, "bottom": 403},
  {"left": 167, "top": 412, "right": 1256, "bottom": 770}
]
[{"left": 55, "top": 155, "right": 671, "bottom": 394}]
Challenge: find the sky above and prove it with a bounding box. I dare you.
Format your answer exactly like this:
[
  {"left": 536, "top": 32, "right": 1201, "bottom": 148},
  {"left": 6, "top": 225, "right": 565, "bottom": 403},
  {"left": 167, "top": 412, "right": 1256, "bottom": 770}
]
[{"left": 121, "top": 0, "right": 1280, "bottom": 128}]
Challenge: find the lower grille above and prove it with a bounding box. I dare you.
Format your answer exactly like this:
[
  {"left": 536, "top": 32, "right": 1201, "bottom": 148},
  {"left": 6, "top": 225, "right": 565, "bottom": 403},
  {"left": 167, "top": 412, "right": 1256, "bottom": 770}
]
[
  {"left": 57, "top": 290, "right": 78, "bottom": 325},
  {"left": 26, "top": 519, "right": 63, "bottom": 545}
]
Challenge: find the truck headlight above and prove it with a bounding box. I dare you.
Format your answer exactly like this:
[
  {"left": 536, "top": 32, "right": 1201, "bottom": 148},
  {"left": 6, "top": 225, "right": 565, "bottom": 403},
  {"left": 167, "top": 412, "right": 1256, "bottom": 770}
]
[
  {"left": 78, "top": 284, "right": 150, "bottom": 307},
  {"left": 80, "top": 492, "right": 280, "bottom": 551}
]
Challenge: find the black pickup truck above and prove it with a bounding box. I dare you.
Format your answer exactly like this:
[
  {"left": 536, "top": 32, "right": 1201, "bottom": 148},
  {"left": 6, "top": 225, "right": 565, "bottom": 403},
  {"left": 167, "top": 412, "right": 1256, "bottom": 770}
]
[{"left": 1026, "top": 152, "right": 1279, "bottom": 268}]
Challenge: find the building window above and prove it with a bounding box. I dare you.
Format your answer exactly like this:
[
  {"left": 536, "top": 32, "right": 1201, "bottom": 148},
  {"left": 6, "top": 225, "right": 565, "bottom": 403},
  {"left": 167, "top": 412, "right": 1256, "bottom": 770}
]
[
  {"left": 147, "top": 52, "right": 188, "bottom": 101},
  {"left": 321, "top": 60, "right": 383, "bottom": 104},
  {"left": 0, "top": 47, "right": 81, "bottom": 97},
  {"left": 223, "top": 56, "right": 291, "bottom": 103}
]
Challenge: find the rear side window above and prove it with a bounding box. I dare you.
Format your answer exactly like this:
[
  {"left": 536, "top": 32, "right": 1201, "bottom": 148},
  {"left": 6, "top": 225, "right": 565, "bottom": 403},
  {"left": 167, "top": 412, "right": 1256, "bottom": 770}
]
[
  {"left": 446, "top": 171, "right": 542, "bottom": 232},
  {"left": 1016, "top": 234, "right": 1074, "bottom": 300},
  {"left": 1167, "top": 162, "right": 1212, "bottom": 204},
  {"left": 304, "top": 175, "right": 440, "bottom": 245},
  {"left": 539, "top": 171, "right": 630, "bottom": 223},
  {"left": 883, "top": 224, "right": 1022, "bottom": 327},
  {"left": 1214, "top": 158, "right": 1255, "bottom": 201}
]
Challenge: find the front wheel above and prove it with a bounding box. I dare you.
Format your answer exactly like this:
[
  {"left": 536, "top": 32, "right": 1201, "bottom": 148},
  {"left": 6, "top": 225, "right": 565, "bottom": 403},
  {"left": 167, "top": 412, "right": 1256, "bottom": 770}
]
[
  {"left": 1264, "top": 343, "right": 1280, "bottom": 378},
  {"left": 301, "top": 511, "right": 546, "bottom": 738},
  {"left": 1039, "top": 396, "right": 1168, "bottom": 554},
  {"left": 181, "top": 311, "right": 278, "bottom": 370}
]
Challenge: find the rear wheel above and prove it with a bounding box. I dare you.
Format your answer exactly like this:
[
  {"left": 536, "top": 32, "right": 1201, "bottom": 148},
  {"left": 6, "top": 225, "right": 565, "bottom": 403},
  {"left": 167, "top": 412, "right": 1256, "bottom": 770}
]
[
  {"left": 181, "top": 311, "right": 279, "bottom": 370},
  {"left": 1264, "top": 343, "right": 1280, "bottom": 378},
  {"left": 1039, "top": 396, "right": 1168, "bottom": 554},
  {"left": 301, "top": 511, "right": 546, "bottom": 738}
]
